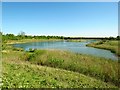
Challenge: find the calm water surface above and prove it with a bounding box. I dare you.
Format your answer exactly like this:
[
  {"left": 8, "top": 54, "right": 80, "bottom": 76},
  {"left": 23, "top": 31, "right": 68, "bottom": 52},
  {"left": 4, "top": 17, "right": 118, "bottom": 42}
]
[{"left": 13, "top": 40, "right": 118, "bottom": 60}]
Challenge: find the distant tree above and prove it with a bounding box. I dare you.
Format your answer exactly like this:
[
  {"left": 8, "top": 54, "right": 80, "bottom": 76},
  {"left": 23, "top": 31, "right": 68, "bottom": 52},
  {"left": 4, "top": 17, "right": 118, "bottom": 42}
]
[
  {"left": 116, "top": 36, "right": 120, "bottom": 40},
  {"left": 108, "top": 36, "right": 115, "bottom": 40},
  {"left": 18, "top": 31, "right": 26, "bottom": 39},
  {"left": 47, "top": 35, "right": 50, "bottom": 39},
  {"left": 60, "top": 36, "right": 64, "bottom": 39},
  {"left": 0, "top": 32, "right": 2, "bottom": 43},
  {"left": 0, "top": 32, "right": 2, "bottom": 35},
  {"left": 6, "top": 34, "right": 14, "bottom": 39},
  {"left": 18, "top": 31, "right": 25, "bottom": 36},
  {"left": 2, "top": 33, "right": 17, "bottom": 41}
]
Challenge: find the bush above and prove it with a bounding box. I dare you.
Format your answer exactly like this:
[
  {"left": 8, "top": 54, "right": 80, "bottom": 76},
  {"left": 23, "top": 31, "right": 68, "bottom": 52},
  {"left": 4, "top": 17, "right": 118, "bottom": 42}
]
[
  {"left": 12, "top": 47, "right": 24, "bottom": 51},
  {"left": 48, "top": 57, "right": 64, "bottom": 67},
  {"left": 29, "top": 48, "right": 37, "bottom": 52},
  {"left": 20, "top": 53, "right": 31, "bottom": 61}
]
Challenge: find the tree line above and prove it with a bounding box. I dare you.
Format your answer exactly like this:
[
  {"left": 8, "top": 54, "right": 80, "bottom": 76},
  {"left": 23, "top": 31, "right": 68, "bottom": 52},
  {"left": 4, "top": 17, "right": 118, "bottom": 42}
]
[
  {"left": 64, "top": 36, "right": 120, "bottom": 40},
  {"left": 0, "top": 32, "right": 64, "bottom": 43},
  {"left": 0, "top": 31, "right": 120, "bottom": 43}
]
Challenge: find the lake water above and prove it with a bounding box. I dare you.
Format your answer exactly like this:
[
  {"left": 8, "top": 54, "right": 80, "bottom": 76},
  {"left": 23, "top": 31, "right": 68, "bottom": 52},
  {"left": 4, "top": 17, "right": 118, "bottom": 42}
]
[{"left": 12, "top": 40, "right": 118, "bottom": 60}]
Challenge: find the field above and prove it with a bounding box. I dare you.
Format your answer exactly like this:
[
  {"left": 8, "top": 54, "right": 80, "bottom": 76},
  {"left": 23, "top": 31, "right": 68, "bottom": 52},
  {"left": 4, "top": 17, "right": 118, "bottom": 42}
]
[{"left": 2, "top": 42, "right": 119, "bottom": 88}]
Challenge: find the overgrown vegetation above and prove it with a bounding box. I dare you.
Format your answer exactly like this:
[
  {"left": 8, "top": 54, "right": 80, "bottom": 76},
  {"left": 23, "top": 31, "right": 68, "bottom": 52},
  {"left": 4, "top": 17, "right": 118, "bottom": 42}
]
[
  {"left": 2, "top": 50, "right": 118, "bottom": 88},
  {"left": 1, "top": 32, "right": 64, "bottom": 43},
  {"left": 1, "top": 32, "right": 120, "bottom": 88},
  {"left": 86, "top": 40, "right": 119, "bottom": 56},
  {"left": 19, "top": 49, "right": 119, "bottom": 87}
]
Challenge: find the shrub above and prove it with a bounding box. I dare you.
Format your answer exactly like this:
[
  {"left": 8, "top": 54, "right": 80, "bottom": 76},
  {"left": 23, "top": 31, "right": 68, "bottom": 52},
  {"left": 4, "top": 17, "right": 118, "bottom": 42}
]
[
  {"left": 20, "top": 53, "right": 31, "bottom": 61},
  {"left": 48, "top": 57, "right": 64, "bottom": 67},
  {"left": 29, "top": 48, "right": 37, "bottom": 52},
  {"left": 12, "top": 47, "right": 24, "bottom": 51}
]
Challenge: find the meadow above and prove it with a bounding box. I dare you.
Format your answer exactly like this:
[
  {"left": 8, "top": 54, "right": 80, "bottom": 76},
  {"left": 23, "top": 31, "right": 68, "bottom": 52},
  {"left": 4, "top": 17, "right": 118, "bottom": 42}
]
[
  {"left": 2, "top": 51, "right": 117, "bottom": 88},
  {"left": 2, "top": 41, "right": 119, "bottom": 88},
  {"left": 1, "top": 1, "right": 120, "bottom": 88}
]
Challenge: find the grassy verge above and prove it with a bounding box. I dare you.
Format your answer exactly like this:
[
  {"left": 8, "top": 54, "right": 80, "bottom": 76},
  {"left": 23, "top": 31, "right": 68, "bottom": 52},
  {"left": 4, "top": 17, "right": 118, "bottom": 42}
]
[
  {"left": 2, "top": 51, "right": 117, "bottom": 88},
  {"left": 86, "top": 40, "right": 119, "bottom": 56}
]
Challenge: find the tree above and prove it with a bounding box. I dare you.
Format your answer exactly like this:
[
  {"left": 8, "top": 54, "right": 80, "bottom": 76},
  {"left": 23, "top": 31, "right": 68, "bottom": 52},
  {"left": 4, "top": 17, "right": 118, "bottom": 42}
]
[
  {"left": 18, "top": 31, "right": 25, "bottom": 36},
  {"left": 108, "top": 36, "right": 115, "bottom": 40},
  {"left": 116, "top": 36, "right": 120, "bottom": 40},
  {"left": 18, "top": 31, "right": 26, "bottom": 39}
]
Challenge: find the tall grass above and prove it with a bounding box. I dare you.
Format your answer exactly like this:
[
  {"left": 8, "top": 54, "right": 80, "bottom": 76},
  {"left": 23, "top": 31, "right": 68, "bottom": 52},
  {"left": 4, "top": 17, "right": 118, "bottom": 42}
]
[
  {"left": 86, "top": 40, "right": 119, "bottom": 56},
  {"left": 2, "top": 42, "right": 119, "bottom": 88},
  {"left": 21, "top": 49, "right": 119, "bottom": 87},
  {"left": 2, "top": 51, "right": 117, "bottom": 88}
]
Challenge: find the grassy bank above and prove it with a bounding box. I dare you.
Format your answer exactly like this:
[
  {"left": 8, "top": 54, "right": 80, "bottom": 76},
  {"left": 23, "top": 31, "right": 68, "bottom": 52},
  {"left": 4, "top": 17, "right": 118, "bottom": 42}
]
[
  {"left": 86, "top": 40, "right": 119, "bottom": 56},
  {"left": 66, "top": 39, "right": 87, "bottom": 42},
  {"left": 2, "top": 39, "right": 120, "bottom": 88},
  {"left": 5, "top": 39, "right": 63, "bottom": 44},
  {"left": 2, "top": 50, "right": 118, "bottom": 88},
  {"left": 21, "top": 49, "right": 119, "bottom": 87}
]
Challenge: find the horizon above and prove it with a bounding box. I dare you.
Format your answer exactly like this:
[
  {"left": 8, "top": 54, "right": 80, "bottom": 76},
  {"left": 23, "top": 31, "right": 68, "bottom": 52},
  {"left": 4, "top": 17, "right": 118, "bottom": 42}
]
[
  {"left": 2, "top": 32, "right": 118, "bottom": 38},
  {"left": 2, "top": 2, "right": 118, "bottom": 37}
]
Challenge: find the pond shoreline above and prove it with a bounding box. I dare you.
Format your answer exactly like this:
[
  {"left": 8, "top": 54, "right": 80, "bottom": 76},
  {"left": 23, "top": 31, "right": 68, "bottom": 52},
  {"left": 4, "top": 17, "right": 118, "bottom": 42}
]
[
  {"left": 6, "top": 39, "right": 63, "bottom": 44},
  {"left": 86, "top": 40, "right": 119, "bottom": 57},
  {"left": 11, "top": 39, "right": 118, "bottom": 60}
]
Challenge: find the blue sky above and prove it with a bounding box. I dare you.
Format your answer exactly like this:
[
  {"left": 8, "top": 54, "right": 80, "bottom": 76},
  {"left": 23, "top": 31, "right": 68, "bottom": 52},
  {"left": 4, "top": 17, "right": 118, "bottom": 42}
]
[{"left": 2, "top": 2, "right": 118, "bottom": 37}]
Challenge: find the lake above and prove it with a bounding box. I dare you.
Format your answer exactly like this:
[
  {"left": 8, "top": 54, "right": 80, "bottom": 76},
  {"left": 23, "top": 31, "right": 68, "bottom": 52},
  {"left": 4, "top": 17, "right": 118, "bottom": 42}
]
[{"left": 12, "top": 40, "right": 118, "bottom": 60}]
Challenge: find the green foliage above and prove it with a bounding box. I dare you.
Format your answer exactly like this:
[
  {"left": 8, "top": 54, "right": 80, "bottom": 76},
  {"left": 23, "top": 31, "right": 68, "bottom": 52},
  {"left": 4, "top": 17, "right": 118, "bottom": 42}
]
[
  {"left": 2, "top": 33, "right": 64, "bottom": 43},
  {"left": 29, "top": 48, "right": 37, "bottom": 52},
  {"left": 12, "top": 47, "right": 24, "bottom": 51},
  {"left": 116, "top": 36, "right": 120, "bottom": 40},
  {"left": 108, "top": 36, "right": 115, "bottom": 40},
  {"left": 2, "top": 54, "right": 117, "bottom": 88},
  {"left": 87, "top": 40, "right": 119, "bottom": 56},
  {"left": 2, "top": 34, "right": 18, "bottom": 42},
  {"left": 19, "top": 49, "right": 119, "bottom": 87},
  {"left": 48, "top": 57, "right": 64, "bottom": 67},
  {"left": 20, "top": 52, "right": 31, "bottom": 61},
  {"left": 2, "top": 44, "right": 7, "bottom": 50},
  {"left": 1, "top": 36, "right": 119, "bottom": 88}
]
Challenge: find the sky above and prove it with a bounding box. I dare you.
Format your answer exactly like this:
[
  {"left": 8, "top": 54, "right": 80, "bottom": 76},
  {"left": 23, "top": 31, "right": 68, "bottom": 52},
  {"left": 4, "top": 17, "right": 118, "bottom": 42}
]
[
  {"left": 2, "top": 0, "right": 120, "bottom": 2},
  {"left": 2, "top": 2, "right": 118, "bottom": 37}
]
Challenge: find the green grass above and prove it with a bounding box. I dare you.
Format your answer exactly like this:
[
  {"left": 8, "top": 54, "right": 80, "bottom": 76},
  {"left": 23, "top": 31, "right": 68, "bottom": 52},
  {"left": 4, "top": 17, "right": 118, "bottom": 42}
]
[
  {"left": 2, "top": 40, "right": 120, "bottom": 88},
  {"left": 19, "top": 49, "right": 119, "bottom": 87},
  {"left": 86, "top": 40, "right": 119, "bottom": 56},
  {"left": 5, "top": 39, "right": 62, "bottom": 44},
  {"left": 2, "top": 51, "right": 117, "bottom": 88}
]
